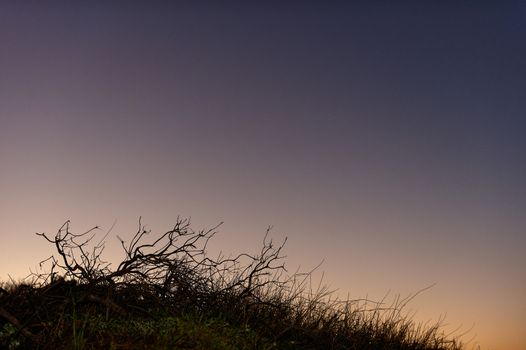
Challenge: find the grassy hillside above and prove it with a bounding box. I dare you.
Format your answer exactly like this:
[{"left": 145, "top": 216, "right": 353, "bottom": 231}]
[{"left": 0, "top": 219, "right": 464, "bottom": 349}]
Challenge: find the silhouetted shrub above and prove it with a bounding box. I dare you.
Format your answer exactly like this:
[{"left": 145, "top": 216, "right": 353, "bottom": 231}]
[{"left": 0, "top": 218, "right": 465, "bottom": 349}]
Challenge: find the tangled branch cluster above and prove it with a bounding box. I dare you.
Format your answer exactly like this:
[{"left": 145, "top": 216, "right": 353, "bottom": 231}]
[{"left": 32, "top": 217, "right": 288, "bottom": 312}]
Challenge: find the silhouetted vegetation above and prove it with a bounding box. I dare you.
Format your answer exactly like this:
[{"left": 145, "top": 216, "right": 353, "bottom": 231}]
[{"left": 0, "top": 218, "right": 464, "bottom": 349}]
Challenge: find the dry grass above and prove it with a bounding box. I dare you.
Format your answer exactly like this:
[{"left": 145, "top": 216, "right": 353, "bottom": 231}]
[{"left": 0, "top": 218, "right": 465, "bottom": 349}]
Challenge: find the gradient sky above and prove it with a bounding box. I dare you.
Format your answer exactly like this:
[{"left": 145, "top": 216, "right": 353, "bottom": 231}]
[{"left": 1, "top": 2, "right": 525, "bottom": 349}]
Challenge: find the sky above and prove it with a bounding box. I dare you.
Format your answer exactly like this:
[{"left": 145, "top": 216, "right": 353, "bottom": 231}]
[{"left": 1, "top": 2, "right": 525, "bottom": 349}]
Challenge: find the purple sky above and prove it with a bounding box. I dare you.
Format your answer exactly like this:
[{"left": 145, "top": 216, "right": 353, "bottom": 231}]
[{"left": 1, "top": 2, "right": 525, "bottom": 349}]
